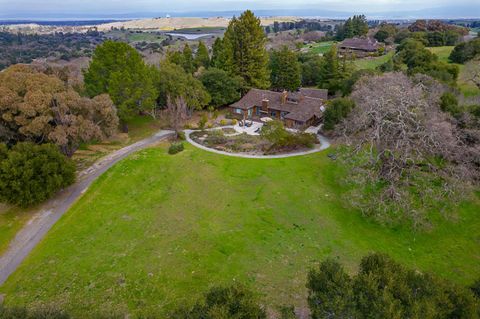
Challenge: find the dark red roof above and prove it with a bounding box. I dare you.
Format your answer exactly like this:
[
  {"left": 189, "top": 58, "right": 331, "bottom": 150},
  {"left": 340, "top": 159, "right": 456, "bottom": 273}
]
[
  {"left": 339, "top": 37, "right": 379, "bottom": 52},
  {"left": 230, "top": 88, "right": 326, "bottom": 123}
]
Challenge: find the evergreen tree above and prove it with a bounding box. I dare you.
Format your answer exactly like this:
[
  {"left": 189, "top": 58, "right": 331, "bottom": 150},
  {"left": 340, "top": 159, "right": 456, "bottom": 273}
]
[
  {"left": 221, "top": 10, "right": 270, "bottom": 89},
  {"left": 195, "top": 41, "right": 210, "bottom": 69},
  {"left": 318, "top": 45, "right": 353, "bottom": 94},
  {"left": 83, "top": 41, "right": 157, "bottom": 122},
  {"left": 200, "top": 68, "right": 243, "bottom": 108},
  {"left": 269, "top": 46, "right": 301, "bottom": 92},
  {"left": 182, "top": 43, "right": 195, "bottom": 74}
]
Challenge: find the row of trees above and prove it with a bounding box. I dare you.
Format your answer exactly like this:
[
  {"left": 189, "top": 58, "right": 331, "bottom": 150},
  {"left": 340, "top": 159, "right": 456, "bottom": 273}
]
[{"left": 335, "top": 15, "right": 369, "bottom": 41}]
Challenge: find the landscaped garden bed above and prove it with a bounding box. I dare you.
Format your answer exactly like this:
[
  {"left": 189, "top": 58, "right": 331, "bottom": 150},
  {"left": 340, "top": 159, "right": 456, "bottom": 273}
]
[{"left": 190, "top": 121, "right": 320, "bottom": 155}]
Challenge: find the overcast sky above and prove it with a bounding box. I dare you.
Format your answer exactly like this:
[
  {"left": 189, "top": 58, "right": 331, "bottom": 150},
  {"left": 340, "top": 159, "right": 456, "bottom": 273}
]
[{"left": 1, "top": 0, "right": 478, "bottom": 17}]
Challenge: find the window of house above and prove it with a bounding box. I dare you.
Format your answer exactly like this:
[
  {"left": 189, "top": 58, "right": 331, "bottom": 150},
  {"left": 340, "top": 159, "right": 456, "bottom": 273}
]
[
  {"left": 235, "top": 108, "right": 242, "bottom": 114},
  {"left": 270, "top": 111, "right": 276, "bottom": 117},
  {"left": 280, "top": 111, "right": 288, "bottom": 119},
  {"left": 247, "top": 108, "right": 253, "bottom": 116}
]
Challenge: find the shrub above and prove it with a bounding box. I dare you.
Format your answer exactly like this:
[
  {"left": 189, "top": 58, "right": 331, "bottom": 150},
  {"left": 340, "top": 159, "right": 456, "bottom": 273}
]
[
  {"left": 449, "top": 38, "right": 480, "bottom": 63},
  {"left": 168, "top": 143, "right": 184, "bottom": 155},
  {"left": 177, "top": 131, "right": 186, "bottom": 141},
  {"left": 220, "top": 119, "right": 228, "bottom": 126},
  {"left": 198, "top": 114, "right": 208, "bottom": 130},
  {"left": 0, "top": 143, "right": 76, "bottom": 207},
  {"left": 323, "top": 98, "right": 355, "bottom": 130},
  {"left": 307, "top": 253, "right": 479, "bottom": 319},
  {"left": 440, "top": 92, "right": 461, "bottom": 116},
  {"left": 261, "top": 121, "right": 317, "bottom": 152},
  {"left": 171, "top": 284, "right": 266, "bottom": 319},
  {"left": 231, "top": 119, "right": 238, "bottom": 125}
]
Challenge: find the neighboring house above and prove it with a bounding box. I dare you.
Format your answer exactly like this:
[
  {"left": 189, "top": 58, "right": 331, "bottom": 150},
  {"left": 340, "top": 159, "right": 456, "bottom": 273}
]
[
  {"left": 338, "top": 37, "right": 379, "bottom": 57},
  {"left": 229, "top": 88, "right": 327, "bottom": 129}
]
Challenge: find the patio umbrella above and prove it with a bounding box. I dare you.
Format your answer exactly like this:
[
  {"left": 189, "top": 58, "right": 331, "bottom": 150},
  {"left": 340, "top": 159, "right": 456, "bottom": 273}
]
[{"left": 260, "top": 117, "right": 273, "bottom": 122}]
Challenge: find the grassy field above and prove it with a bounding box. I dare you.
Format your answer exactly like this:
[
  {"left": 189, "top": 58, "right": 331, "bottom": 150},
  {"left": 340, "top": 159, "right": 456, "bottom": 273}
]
[
  {"left": 353, "top": 51, "right": 394, "bottom": 70},
  {"left": 427, "top": 46, "right": 480, "bottom": 97},
  {"left": 1, "top": 143, "right": 479, "bottom": 317},
  {"left": 0, "top": 116, "right": 164, "bottom": 256},
  {"left": 302, "top": 41, "right": 335, "bottom": 55}
]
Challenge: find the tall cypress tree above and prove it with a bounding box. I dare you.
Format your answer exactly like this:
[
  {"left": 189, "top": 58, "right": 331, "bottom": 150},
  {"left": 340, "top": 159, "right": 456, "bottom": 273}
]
[
  {"left": 270, "top": 46, "right": 301, "bottom": 92},
  {"left": 221, "top": 10, "right": 270, "bottom": 89},
  {"left": 195, "top": 41, "right": 210, "bottom": 69},
  {"left": 182, "top": 43, "right": 195, "bottom": 74}
]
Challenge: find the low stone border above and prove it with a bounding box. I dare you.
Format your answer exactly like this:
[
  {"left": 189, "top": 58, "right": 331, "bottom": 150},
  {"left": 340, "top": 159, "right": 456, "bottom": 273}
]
[{"left": 184, "top": 128, "right": 331, "bottom": 159}]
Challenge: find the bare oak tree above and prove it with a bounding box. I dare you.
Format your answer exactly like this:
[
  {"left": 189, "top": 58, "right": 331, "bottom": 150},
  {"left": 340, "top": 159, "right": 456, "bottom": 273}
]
[{"left": 336, "top": 72, "right": 478, "bottom": 228}]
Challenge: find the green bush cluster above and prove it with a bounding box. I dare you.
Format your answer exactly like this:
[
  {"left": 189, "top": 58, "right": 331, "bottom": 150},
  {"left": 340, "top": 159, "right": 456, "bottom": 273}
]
[
  {"left": 168, "top": 143, "right": 184, "bottom": 155},
  {"left": 323, "top": 98, "right": 356, "bottom": 130},
  {"left": 449, "top": 38, "right": 480, "bottom": 64},
  {"left": 261, "top": 121, "right": 317, "bottom": 152},
  {"left": 396, "top": 39, "right": 459, "bottom": 83},
  {"left": 307, "top": 253, "right": 480, "bottom": 319},
  {"left": 0, "top": 143, "right": 76, "bottom": 207},
  {"left": 440, "top": 92, "right": 461, "bottom": 117},
  {"left": 171, "top": 285, "right": 266, "bottom": 319}
]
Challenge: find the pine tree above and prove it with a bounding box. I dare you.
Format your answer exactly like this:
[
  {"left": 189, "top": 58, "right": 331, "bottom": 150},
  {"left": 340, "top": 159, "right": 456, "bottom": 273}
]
[
  {"left": 270, "top": 46, "right": 301, "bottom": 92},
  {"left": 221, "top": 10, "right": 270, "bottom": 89},
  {"left": 182, "top": 43, "right": 195, "bottom": 74},
  {"left": 195, "top": 41, "right": 210, "bottom": 69}
]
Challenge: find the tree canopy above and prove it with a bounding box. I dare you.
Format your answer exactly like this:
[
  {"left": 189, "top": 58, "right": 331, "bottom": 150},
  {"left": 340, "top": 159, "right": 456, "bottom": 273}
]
[
  {"left": 308, "top": 253, "right": 479, "bottom": 319},
  {"left": 83, "top": 40, "right": 157, "bottom": 122},
  {"left": 0, "top": 142, "right": 75, "bottom": 206},
  {"left": 0, "top": 65, "right": 118, "bottom": 156},
  {"left": 199, "top": 68, "right": 243, "bottom": 108},
  {"left": 217, "top": 10, "right": 270, "bottom": 89},
  {"left": 269, "top": 46, "right": 301, "bottom": 92},
  {"left": 153, "top": 61, "right": 210, "bottom": 112}
]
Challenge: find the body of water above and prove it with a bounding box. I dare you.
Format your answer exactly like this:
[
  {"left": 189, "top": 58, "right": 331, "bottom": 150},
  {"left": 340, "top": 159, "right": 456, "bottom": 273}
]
[{"left": 166, "top": 33, "right": 213, "bottom": 40}]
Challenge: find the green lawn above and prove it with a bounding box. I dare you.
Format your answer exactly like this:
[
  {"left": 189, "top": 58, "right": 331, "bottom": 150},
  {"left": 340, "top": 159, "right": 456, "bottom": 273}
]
[
  {"left": 353, "top": 51, "right": 394, "bottom": 70},
  {"left": 302, "top": 41, "right": 335, "bottom": 55},
  {"left": 1, "top": 144, "right": 479, "bottom": 317},
  {"left": 0, "top": 116, "right": 164, "bottom": 255}
]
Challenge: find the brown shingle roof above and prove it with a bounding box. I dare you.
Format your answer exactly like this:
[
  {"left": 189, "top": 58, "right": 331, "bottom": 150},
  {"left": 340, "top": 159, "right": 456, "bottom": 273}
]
[
  {"left": 230, "top": 89, "right": 326, "bottom": 123},
  {"left": 339, "top": 37, "right": 379, "bottom": 52}
]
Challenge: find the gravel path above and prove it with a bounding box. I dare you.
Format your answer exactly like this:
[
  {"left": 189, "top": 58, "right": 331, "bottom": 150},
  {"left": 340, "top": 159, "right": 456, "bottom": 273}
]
[
  {"left": 0, "top": 130, "right": 174, "bottom": 286},
  {"left": 184, "top": 128, "right": 331, "bottom": 159}
]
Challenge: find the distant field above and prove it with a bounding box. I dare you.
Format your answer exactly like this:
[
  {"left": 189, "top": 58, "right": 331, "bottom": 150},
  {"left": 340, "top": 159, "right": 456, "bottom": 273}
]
[
  {"left": 353, "top": 50, "right": 394, "bottom": 70},
  {"left": 1, "top": 144, "right": 479, "bottom": 317},
  {"left": 105, "top": 30, "right": 166, "bottom": 43},
  {"left": 302, "top": 41, "right": 335, "bottom": 55}
]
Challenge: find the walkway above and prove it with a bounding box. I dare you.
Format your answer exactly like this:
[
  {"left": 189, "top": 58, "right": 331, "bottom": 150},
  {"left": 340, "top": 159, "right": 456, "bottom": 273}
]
[
  {"left": 184, "top": 128, "right": 331, "bottom": 159},
  {"left": 0, "top": 130, "right": 174, "bottom": 286}
]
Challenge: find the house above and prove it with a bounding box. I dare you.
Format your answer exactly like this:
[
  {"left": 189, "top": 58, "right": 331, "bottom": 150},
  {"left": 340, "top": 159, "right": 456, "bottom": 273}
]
[
  {"left": 338, "top": 37, "right": 379, "bottom": 57},
  {"left": 229, "top": 88, "right": 328, "bottom": 129}
]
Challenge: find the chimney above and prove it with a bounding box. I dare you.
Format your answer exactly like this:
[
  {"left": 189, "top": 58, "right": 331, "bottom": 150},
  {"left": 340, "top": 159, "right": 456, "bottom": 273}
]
[
  {"left": 281, "top": 90, "right": 288, "bottom": 104},
  {"left": 261, "top": 99, "right": 269, "bottom": 111}
]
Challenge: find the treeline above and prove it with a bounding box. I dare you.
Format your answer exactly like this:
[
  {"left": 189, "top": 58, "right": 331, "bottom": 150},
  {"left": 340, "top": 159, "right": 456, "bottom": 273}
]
[
  {"left": 335, "top": 15, "right": 369, "bottom": 41},
  {"left": 0, "top": 31, "right": 104, "bottom": 69},
  {"left": 2, "top": 253, "right": 478, "bottom": 318},
  {"left": 267, "top": 19, "right": 333, "bottom": 33},
  {"left": 0, "top": 64, "right": 119, "bottom": 206},
  {"left": 449, "top": 38, "right": 480, "bottom": 63}
]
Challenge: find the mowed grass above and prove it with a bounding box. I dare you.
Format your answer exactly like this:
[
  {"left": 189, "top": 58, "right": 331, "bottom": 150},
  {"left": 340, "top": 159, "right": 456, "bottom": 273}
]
[
  {"left": 0, "top": 116, "right": 164, "bottom": 254},
  {"left": 353, "top": 51, "right": 394, "bottom": 70},
  {"left": 1, "top": 144, "right": 479, "bottom": 317},
  {"left": 303, "top": 41, "right": 335, "bottom": 55}
]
